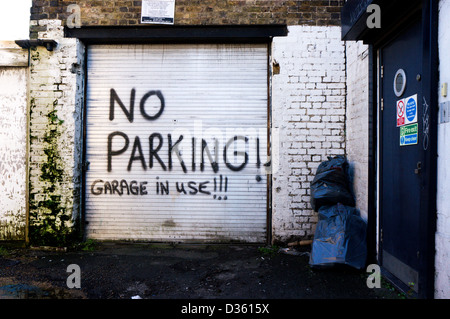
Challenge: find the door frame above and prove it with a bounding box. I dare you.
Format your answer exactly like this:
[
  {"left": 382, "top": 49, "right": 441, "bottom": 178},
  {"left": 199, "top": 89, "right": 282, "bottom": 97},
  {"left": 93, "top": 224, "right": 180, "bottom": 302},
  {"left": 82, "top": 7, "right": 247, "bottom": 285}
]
[{"left": 372, "top": 1, "right": 438, "bottom": 299}]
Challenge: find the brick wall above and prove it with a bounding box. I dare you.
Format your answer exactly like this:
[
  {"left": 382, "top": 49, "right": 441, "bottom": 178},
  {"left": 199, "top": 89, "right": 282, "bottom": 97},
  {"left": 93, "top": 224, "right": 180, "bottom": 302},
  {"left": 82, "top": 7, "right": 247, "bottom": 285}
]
[
  {"left": 271, "top": 25, "right": 346, "bottom": 243},
  {"left": 436, "top": 0, "right": 450, "bottom": 299},
  {"left": 30, "top": 0, "right": 343, "bottom": 37},
  {"left": 28, "top": 20, "right": 85, "bottom": 245}
]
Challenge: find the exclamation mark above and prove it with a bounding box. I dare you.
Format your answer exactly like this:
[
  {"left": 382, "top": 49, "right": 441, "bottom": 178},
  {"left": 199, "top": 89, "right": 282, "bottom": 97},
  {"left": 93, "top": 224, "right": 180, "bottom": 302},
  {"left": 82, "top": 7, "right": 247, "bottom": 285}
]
[{"left": 213, "top": 175, "right": 228, "bottom": 200}]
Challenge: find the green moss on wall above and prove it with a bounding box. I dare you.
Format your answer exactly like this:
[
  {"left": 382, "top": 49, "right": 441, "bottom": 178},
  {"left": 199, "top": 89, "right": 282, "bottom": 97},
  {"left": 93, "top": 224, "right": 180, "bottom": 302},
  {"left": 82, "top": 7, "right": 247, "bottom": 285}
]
[{"left": 28, "top": 101, "right": 79, "bottom": 247}]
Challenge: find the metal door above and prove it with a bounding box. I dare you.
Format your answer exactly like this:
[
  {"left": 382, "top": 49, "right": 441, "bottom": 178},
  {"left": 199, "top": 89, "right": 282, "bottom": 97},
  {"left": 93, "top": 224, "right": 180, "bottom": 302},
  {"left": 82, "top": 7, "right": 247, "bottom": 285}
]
[
  {"left": 84, "top": 44, "right": 269, "bottom": 243},
  {"left": 379, "top": 18, "right": 423, "bottom": 293}
]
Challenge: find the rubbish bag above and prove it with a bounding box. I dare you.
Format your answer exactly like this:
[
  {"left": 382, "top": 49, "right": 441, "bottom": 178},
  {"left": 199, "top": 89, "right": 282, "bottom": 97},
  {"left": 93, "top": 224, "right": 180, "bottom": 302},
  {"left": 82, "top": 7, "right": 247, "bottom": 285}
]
[
  {"left": 310, "top": 156, "right": 355, "bottom": 211},
  {"left": 309, "top": 203, "right": 367, "bottom": 270}
]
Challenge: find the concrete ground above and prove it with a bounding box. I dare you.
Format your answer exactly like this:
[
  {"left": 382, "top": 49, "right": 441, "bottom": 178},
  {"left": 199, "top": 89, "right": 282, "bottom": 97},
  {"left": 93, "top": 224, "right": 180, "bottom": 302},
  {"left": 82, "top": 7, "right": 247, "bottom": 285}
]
[{"left": 0, "top": 242, "right": 404, "bottom": 302}]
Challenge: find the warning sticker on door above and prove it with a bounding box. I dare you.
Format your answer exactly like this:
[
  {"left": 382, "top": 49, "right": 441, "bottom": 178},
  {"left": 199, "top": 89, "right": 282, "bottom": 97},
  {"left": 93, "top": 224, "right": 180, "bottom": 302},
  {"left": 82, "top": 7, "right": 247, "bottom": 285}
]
[
  {"left": 397, "top": 99, "right": 405, "bottom": 126},
  {"left": 400, "top": 123, "right": 418, "bottom": 146},
  {"left": 397, "top": 94, "right": 418, "bottom": 127}
]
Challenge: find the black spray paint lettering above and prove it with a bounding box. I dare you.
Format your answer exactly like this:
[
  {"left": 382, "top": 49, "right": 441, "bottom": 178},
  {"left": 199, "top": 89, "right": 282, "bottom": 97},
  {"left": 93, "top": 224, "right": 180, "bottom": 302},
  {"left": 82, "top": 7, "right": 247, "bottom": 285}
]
[
  {"left": 213, "top": 175, "right": 228, "bottom": 200},
  {"left": 91, "top": 178, "right": 214, "bottom": 197},
  {"left": 201, "top": 138, "right": 219, "bottom": 173},
  {"left": 90, "top": 175, "right": 263, "bottom": 199},
  {"left": 168, "top": 134, "right": 187, "bottom": 173},
  {"left": 109, "top": 88, "right": 165, "bottom": 123},
  {"left": 107, "top": 89, "right": 266, "bottom": 173},
  {"left": 108, "top": 131, "right": 129, "bottom": 172},
  {"left": 91, "top": 179, "right": 148, "bottom": 195},
  {"left": 107, "top": 133, "right": 253, "bottom": 173},
  {"left": 149, "top": 133, "right": 167, "bottom": 171},
  {"left": 156, "top": 177, "right": 211, "bottom": 196},
  {"left": 128, "top": 136, "right": 146, "bottom": 171},
  {"left": 423, "top": 96, "right": 430, "bottom": 151},
  {"left": 156, "top": 177, "right": 170, "bottom": 195},
  {"left": 99, "top": 89, "right": 269, "bottom": 201},
  {"left": 224, "top": 136, "right": 249, "bottom": 172}
]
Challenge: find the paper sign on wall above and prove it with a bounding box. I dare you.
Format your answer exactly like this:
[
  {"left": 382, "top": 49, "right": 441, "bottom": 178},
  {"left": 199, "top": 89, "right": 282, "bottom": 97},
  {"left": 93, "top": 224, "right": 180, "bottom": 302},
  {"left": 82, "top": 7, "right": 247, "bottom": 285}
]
[
  {"left": 397, "top": 94, "right": 418, "bottom": 127},
  {"left": 141, "top": 0, "right": 175, "bottom": 24}
]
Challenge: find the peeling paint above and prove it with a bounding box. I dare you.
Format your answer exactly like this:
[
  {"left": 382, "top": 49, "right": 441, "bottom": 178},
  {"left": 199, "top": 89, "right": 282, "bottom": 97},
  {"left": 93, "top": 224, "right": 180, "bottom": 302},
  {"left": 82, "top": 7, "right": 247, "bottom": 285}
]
[
  {"left": 27, "top": 20, "right": 85, "bottom": 246},
  {"left": 0, "top": 66, "right": 28, "bottom": 240}
]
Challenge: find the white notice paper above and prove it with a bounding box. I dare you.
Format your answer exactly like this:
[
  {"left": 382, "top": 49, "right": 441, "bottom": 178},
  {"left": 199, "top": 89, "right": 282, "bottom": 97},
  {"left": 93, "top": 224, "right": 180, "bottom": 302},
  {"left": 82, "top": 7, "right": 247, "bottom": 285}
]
[{"left": 141, "top": 0, "right": 175, "bottom": 24}]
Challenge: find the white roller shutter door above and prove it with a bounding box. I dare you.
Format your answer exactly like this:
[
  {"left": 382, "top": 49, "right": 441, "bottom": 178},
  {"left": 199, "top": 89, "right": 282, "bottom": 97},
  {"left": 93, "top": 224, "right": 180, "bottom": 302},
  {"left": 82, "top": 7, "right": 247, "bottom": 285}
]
[{"left": 85, "top": 44, "right": 268, "bottom": 243}]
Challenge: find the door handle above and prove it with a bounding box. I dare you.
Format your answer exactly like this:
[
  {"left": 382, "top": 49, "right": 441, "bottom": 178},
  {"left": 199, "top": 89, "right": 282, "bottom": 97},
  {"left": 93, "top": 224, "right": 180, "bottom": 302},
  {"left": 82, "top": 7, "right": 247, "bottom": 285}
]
[{"left": 415, "top": 161, "right": 422, "bottom": 174}]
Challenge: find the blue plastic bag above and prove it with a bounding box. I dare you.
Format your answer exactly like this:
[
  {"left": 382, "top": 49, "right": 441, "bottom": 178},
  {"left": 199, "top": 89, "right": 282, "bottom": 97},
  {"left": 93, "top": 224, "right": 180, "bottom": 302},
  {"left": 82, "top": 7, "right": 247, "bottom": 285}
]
[{"left": 309, "top": 203, "right": 367, "bottom": 269}]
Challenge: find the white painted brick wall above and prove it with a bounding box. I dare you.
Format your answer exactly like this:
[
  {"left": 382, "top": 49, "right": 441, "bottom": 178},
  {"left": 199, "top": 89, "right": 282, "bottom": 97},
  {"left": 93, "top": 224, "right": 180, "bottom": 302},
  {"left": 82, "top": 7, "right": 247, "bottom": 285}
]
[
  {"left": 436, "top": 0, "right": 450, "bottom": 299},
  {"left": 345, "top": 40, "right": 369, "bottom": 221},
  {"left": 271, "top": 26, "right": 346, "bottom": 243},
  {"left": 28, "top": 19, "right": 85, "bottom": 238}
]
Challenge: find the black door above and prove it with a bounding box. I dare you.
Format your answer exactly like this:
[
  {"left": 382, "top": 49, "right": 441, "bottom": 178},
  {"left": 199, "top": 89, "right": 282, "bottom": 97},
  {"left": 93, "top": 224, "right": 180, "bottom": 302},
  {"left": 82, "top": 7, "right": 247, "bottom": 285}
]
[{"left": 379, "top": 18, "right": 423, "bottom": 294}]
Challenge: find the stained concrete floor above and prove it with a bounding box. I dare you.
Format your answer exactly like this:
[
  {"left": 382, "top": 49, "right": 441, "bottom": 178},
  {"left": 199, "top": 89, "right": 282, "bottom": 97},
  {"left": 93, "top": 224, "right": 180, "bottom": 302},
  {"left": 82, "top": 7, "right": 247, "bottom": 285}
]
[{"left": 0, "top": 242, "right": 403, "bottom": 302}]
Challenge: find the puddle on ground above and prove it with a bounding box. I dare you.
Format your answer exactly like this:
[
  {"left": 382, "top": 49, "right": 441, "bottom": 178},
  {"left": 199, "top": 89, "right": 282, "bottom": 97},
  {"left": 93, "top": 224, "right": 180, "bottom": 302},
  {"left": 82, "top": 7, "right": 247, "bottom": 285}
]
[
  {"left": 0, "top": 284, "right": 84, "bottom": 299},
  {"left": 0, "top": 284, "right": 52, "bottom": 299}
]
